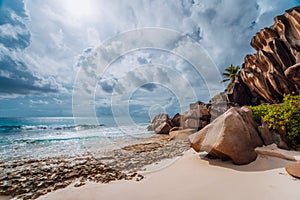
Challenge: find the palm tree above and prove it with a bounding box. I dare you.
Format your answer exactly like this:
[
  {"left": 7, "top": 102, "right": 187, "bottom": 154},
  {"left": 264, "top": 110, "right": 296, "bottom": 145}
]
[{"left": 221, "top": 64, "right": 240, "bottom": 89}]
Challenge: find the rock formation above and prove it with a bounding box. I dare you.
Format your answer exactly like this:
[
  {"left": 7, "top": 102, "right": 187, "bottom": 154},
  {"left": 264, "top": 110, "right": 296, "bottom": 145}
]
[
  {"left": 149, "top": 102, "right": 236, "bottom": 136},
  {"left": 148, "top": 7, "right": 300, "bottom": 165},
  {"left": 181, "top": 101, "right": 211, "bottom": 129},
  {"left": 169, "top": 128, "right": 196, "bottom": 141},
  {"left": 255, "top": 144, "right": 300, "bottom": 162},
  {"left": 286, "top": 163, "right": 300, "bottom": 179},
  {"left": 149, "top": 102, "right": 215, "bottom": 135},
  {"left": 171, "top": 113, "right": 181, "bottom": 127},
  {"left": 189, "top": 107, "right": 263, "bottom": 165},
  {"left": 257, "top": 121, "right": 290, "bottom": 150},
  {"left": 228, "top": 6, "right": 300, "bottom": 105},
  {"left": 147, "top": 113, "right": 173, "bottom": 134},
  {"left": 285, "top": 63, "right": 300, "bottom": 88}
]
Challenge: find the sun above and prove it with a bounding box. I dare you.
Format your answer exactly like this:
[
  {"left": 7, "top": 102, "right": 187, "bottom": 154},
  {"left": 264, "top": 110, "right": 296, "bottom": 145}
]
[{"left": 62, "top": 0, "right": 96, "bottom": 19}]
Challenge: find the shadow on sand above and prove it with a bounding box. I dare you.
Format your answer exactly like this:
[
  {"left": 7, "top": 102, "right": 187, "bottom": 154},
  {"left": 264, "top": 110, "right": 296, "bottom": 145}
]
[{"left": 198, "top": 152, "right": 295, "bottom": 172}]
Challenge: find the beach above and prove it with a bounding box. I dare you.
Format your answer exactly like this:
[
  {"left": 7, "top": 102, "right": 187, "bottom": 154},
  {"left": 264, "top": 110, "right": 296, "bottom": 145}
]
[
  {"left": 1, "top": 115, "right": 300, "bottom": 200},
  {"left": 36, "top": 148, "right": 300, "bottom": 200},
  {"left": 1, "top": 119, "right": 300, "bottom": 200},
  {"left": 1, "top": 131, "right": 300, "bottom": 199},
  {"left": 1, "top": 1, "right": 300, "bottom": 200},
  {"left": 0, "top": 136, "right": 190, "bottom": 199}
]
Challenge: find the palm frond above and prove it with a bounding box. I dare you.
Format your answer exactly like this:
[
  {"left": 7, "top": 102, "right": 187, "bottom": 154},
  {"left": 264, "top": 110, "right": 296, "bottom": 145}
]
[
  {"left": 220, "top": 78, "right": 230, "bottom": 83},
  {"left": 220, "top": 64, "right": 240, "bottom": 86}
]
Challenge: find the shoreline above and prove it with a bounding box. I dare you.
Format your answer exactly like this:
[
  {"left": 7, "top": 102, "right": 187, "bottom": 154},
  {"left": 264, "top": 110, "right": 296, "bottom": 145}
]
[
  {"left": 0, "top": 136, "right": 190, "bottom": 199},
  {"left": 37, "top": 149, "right": 300, "bottom": 200},
  {"left": 1, "top": 135, "right": 300, "bottom": 200}
]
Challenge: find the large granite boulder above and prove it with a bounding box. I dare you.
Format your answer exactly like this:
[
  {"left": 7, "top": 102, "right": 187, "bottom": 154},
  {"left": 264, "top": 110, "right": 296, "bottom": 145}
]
[
  {"left": 227, "top": 7, "right": 300, "bottom": 105},
  {"left": 209, "top": 102, "right": 237, "bottom": 121},
  {"left": 184, "top": 118, "right": 200, "bottom": 129},
  {"left": 148, "top": 113, "right": 173, "bottom": 134},
  {"left": 169, "top": 128, "right": 196, "bottom": 141},
  {"left": 155, "top": 122, "right": 172, "bottom": 134},
  {"left": 189, "top": 107, "right": 263, "bottom": 165},
  {"left": 183, "top": 103, "right": 210, "bottom": 120},
  {"left": 171, "top": 113, "right": 182, "bottom": 127},
  {"left": 181, "top": 102, "right": 211, "bottom": 130}
]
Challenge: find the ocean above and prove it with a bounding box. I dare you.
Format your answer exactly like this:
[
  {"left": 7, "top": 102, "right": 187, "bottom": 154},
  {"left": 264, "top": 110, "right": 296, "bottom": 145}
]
[{"left": 0, "top": 117, "right": 153, "bottom": 162}]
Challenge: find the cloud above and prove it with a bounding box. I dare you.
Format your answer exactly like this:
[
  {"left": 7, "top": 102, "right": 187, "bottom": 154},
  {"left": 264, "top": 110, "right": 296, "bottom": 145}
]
[
  {"left": 37, "top": 0, "right": 300, "bottom": 120},
  {"left": 0, "top": 0, "right": 30, "bottom": 49},
  {"left": 0, "top": 0, "right": 63, "bottom": 97},
  {"left": 24, "top": 0, "right": 300, "bottom": 89},
  {"left": 141, "top": 83, "right": 157, "bottom": 92},
  {"left": 0, "top": 23, "right": 30, "bottom": 49},
  {"left": 1, "top": 0, "right": 300, "bottom": 117},
  {"left": 126, "top": 86, "right": 182, "bottom": 118},
  {"left": 0, "top": 47, "right": 61, "bottom": 95},
  {"left": 30, "top": 99, "right": 49, "bottom": 105},
  {"left": 98, "top": 77, "right": 117, "bottom": 93},
  {"left": 0, "top": 76, "right": 57, "bottom": 95},
  {"left": 53, "top": 98, "right": 63, "bottom": 104}
]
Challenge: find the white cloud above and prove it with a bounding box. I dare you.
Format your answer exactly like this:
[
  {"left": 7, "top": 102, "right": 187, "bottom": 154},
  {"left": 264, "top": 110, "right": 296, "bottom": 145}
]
[
  {"left": 49, "top": 28, "right": 65, "bottom": 49},
  {"left": 23, "top": 0, "right": 298, "bottom": 87},
  {"left": 30, "top": 99, "right": 49, "bottom": 105},
  {"left": 53, "top": 98, "right": 63, "bottom": 104},
  {"left": 0, "top": 24, "right": 29, "bottom": 40},
  {"left": 2, "top": 0, "right": 299, "bottom": 116}
]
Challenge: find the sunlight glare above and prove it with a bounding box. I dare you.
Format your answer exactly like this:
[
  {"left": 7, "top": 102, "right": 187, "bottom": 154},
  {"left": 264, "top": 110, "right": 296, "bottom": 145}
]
[{"left": 62, "top": 0, "right": 96, "bottom": 19}]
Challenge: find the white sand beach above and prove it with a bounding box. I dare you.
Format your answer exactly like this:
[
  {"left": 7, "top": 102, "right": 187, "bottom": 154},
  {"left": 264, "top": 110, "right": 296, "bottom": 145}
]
[{"left": 38, "top": 149, "right": 300, "bottom": 200}]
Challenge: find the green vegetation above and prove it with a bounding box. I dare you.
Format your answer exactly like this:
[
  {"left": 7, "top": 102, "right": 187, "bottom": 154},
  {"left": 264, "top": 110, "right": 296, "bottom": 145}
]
[
  {"left": 249, "top": 94, "right": 300, "bottom": 148},
  {"left": 221, "top": 64, "right": 240, "bottom": 89}
]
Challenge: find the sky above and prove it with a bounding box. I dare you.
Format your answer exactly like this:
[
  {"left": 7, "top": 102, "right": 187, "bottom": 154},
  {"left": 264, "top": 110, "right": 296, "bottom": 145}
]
[{"left": 0, "top": 0, "right": 299, "bottom": 119}]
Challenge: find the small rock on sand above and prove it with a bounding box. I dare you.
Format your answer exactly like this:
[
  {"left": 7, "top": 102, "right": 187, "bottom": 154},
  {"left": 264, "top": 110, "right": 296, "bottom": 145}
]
[{"left": 286, "top": 163, "right": 300, "bottom": 179}]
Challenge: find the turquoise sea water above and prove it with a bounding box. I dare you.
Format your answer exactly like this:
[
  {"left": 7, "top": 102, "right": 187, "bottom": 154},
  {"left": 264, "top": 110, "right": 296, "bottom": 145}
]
[{"left": 0, "top": 117, "right": 153, "bottom": 162}]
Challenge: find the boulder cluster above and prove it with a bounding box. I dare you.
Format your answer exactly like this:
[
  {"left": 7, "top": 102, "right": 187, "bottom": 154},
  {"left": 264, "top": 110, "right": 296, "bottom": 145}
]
[
  {"left": 147, "top": 101, "right": 232, "bottom": 135},
  {"left": 150, "top": 105, "right": 292, "bottom": 165},
  {"left": 149, "top": 7, "right": 300, "bottom": 165}
]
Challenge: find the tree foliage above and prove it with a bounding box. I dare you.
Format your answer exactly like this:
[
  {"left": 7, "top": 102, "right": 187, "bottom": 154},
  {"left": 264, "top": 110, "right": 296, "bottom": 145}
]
[
  {"left": 221, "top": 64, "right": 240, "bottom": 89},
  {"left": 249, "top": 94, "right": 300, "bottom": 148}
]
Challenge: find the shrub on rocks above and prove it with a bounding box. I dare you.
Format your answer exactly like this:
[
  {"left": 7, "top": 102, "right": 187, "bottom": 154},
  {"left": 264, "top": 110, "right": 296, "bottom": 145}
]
[{"left": 249, "top": 94, "right": 300, "bottom": 149}]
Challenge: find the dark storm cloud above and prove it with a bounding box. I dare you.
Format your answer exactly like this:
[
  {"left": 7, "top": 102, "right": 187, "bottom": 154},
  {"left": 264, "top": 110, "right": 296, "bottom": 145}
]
[
  {"left": 0, "top": 56, "right": 59, "bottom": 94},
  {"left": 0, "top": 76, "right": 57, "bottom": 94},
  {"left": 0, "top": 0, "right": 60, "bottom": 96},
  {"left": 99, "top": 78, "right": 117, "bottom": 93},
  {"left": 141, "top": 83, "right": 157, "bottom": 92}
]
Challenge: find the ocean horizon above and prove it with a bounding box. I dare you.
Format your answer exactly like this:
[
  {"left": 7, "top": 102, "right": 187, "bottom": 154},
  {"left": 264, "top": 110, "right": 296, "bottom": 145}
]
[{"left": 0, "top": 116, "right": 153, "bottom": 162}]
